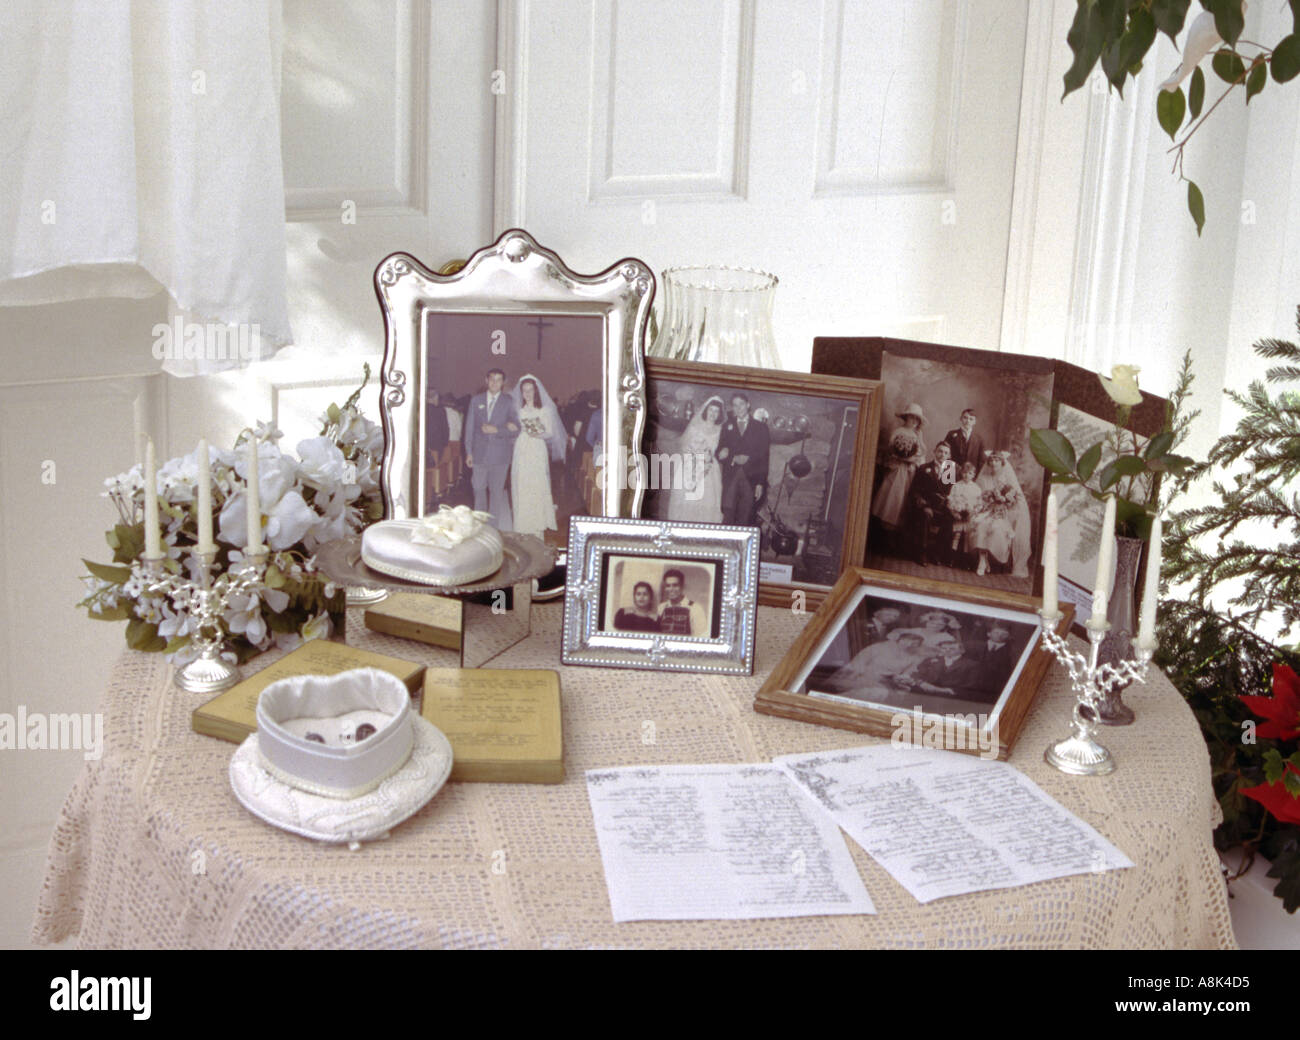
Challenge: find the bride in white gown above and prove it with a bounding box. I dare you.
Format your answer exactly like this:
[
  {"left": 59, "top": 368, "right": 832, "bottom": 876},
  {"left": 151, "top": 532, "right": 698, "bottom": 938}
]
[
  {"left": 510, "top": 374, "right": 565, "bottom": 539},
  {"left": 667, "top": 395, "right": 725, "bottom": 523}
]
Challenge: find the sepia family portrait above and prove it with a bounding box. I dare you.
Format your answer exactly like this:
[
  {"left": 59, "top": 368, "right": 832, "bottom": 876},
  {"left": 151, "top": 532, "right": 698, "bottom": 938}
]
[{"left": 866, "top": 349, "right": 1054, "bottom": 596}]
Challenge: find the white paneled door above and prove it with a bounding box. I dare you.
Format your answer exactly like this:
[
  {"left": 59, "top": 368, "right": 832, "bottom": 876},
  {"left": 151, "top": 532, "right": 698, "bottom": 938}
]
[{"left": 497, "top": 0, "right": 1030, "bottom": 366}]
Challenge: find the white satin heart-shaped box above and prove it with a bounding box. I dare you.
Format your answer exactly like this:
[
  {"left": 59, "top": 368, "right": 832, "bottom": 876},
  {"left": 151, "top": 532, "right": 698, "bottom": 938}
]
[
  {"left": 361, "top": 511, "right": 503, "bottom": 586},
  {"left": 254, "top": 668, "right": 415, "bottom": 799}
]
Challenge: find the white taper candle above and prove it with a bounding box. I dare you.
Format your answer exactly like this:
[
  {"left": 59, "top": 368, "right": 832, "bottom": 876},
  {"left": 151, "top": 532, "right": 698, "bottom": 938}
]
[
  {"left": 196, "top": 439, "right": 214, "bottom": 554},
  {"left": 132, "top": 396, "right": 146, "bottom": 469},
  {"left": 1137, "top": 512, "right": 1162, "bottom": 649},
  {"left": 1042, "top": 489, "right": 1059, "bottom": 618},
  {"left": 245, "top": 438, "right": 263, "bottom": 554},
  {"left": 1090, "top": 494, "right": 1117, "bottom": 629},
  {"left": 143, "top": 438, "right": 163, "bottom": 560}
]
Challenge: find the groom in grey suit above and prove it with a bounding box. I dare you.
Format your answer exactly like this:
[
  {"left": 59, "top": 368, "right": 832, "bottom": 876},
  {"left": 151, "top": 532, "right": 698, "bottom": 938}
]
[{"left": 464, "top": 368, "right": 519, "bottom": 529}]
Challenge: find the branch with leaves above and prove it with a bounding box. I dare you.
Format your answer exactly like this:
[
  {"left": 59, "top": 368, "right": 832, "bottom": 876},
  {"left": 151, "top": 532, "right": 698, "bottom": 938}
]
[
  {"left": 1158, "top": 305, "right": 1300, "bottom": 910},
  {"left": 1064, "top": 0, "right": 1300, "bottom": 235}
]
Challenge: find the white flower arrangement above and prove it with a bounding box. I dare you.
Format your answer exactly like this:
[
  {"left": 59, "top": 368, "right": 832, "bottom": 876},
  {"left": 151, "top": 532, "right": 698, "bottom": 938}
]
[{"left": 80, "top": 367, "right": 385, "bottom": 663}]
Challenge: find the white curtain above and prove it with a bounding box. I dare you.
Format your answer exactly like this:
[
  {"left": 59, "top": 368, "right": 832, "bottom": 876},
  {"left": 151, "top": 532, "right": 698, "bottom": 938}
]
[{"left": 0, "top": 0, "right": 292, "bottom": 373}]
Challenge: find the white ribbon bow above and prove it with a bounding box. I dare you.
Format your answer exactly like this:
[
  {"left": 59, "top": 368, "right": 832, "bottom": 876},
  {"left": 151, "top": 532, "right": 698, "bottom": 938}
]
[{"left": 410, "top": 505, "right": 493, "bottom": 548}]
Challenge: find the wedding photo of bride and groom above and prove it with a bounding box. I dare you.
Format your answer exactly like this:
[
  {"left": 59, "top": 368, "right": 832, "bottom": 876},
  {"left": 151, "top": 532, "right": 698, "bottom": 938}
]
[
  {"left": 422, "top": 312, "right": 605, "bottom": 548},
  {"left": 643, "top": 377, "right": 864, "bottom": 588},
  {"left": 866, "top": 351, "right": 1055, "bottom": 597},
  {"left": 805, "top": 593, "right": 1038, "bottom": 716}
]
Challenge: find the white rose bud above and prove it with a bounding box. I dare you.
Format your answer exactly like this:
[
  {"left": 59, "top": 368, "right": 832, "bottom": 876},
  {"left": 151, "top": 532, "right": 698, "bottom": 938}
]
[{"left": 1099, "top": 364, "right": 1143, "bottom": 407}]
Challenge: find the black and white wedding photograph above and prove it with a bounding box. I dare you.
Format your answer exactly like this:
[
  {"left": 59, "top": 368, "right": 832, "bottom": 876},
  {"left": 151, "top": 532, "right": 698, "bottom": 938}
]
[
  {"left": 801, "top": 589, "right": 1039, "bottom": 718},
  {"left": 598, "top": 554, "right": 721, "bottom": 639},
  {"left": 865, "top": 348, "right": 1054, "bottom": 596},
  {"left": 422, "top": 311, "right": 605, "bottom": 548},
  {"left": 642, "top": 359, "right": 878, "bottom": 601}
]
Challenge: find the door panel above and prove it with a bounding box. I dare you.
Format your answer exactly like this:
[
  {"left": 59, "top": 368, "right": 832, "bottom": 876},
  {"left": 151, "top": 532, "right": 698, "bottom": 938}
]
[{"left": 499, "top": 0, "right": 1029, "bottom": 367}]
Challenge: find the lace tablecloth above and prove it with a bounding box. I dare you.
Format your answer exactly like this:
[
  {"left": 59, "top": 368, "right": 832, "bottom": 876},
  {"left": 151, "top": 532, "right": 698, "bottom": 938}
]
[{"left": 32, "top": 604, "right": 1236, "bottom": 948}]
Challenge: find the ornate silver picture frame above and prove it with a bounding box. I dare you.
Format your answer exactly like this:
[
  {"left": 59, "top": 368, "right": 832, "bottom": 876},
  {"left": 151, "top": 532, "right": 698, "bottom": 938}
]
[
  {"left": 373, "top": 229, "right": 654, "bottom": 537},
  {"left": 562, "top": 516, "right": 760, "bottom": 675}
]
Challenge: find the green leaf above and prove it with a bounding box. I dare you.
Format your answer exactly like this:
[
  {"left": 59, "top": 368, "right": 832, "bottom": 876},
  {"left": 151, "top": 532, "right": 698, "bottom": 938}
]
[
  {"left": 1162, "top": 453, "right": 1195, "bottom": 473},
  {"left": 1097, "top": 460, "right": 1123, "bottom": 491},
  {"left": 110, "top": 523, "right": 144, "bottom": 564},
  {"left": 1211, "top": 50, "right": 1246, "bottom": 84},
  {"left": 1077, "top": 442, "right": 1104, "bottom": 482},
  {"left": 1101, "top": 39, "right": 1128, "bottom": 93},
  {"left": 1245, "top": 59, "right": 1267, "bottom": 101},
  {"left": 1264, "top": 749, "right": 1286, "bottom": 783},
  {"left": 1187, "top": 179, "right": 1205, "bottom": 236},
  {"left": 1119, "top": 9, "right": 1157, "bottom": 75},
  {"left": 106, "top": 529, "right": 121, "bottom": 550},
  {"left": 125, "top": 617, "right": 167, "bottom": 652},
  {"left": 1063, "top": 1, "right": 1108, "bottom": 97},
  {"left": 82, "top": 559, "right": 132, "bottom": 584},
  {"left": 1144, "top": 431, "right": 1175, "bottom": 459},
  {"left": 1151, "top": 0, "right": 1192, "bottom": 42},
  {"left": 1286, "top": 770, "right": 1300, "bottom": 796},
  {"left": 1273, "top": 34, "right": 1300, "bottom": 84},
  {"left": 264, "top": 564, "right": 286, "bottom": 589},
  {"left": 1111, "top": 455, "right": 1148, "bottom": 478},
  {"left": 1029, "top": 429, "right": 1077, "bottom": 475},
  {"left": 1157, "top": 86, "right": 1185, "bottom": 140},
  {"left": 164, "top": 636, "right": 192, "bottom": 654},
  {"left": 1188, "top": 66, "right": 1205, "bottom": 118},
  {"left": 1203, "top": 0, "right": 1246, "bottom": 47}
]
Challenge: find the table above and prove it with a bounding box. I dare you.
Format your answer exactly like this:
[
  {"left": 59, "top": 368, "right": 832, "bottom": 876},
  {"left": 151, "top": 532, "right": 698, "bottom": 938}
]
[{"left": 31, "top": 604, "right": 1236, "bottom": 948}]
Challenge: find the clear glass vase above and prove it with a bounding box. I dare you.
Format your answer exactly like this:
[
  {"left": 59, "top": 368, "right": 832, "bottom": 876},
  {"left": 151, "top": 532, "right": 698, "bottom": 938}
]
[{"left": 648, "top": 266, "right": 780, "bottom": 369}]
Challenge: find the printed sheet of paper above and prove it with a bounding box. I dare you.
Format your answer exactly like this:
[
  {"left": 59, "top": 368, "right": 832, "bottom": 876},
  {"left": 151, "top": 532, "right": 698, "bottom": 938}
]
[
  {"left": 585, "top": 764, "right": 875, "bottom": 922},
  {"left": 776, "top": 746, "right": 1133, "bottom": 904}
]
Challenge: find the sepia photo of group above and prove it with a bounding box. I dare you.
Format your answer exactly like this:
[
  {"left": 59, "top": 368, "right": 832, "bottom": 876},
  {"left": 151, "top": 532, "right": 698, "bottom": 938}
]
[
  {"left": 869, "top": 403, "right": 1031, "bottom": 581},
  {"left": 810, "top": 598, "right": 1034, "bottom": 714}
]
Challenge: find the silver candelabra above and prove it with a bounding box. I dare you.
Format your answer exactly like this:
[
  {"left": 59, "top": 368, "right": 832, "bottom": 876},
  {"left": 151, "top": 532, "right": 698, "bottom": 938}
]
[
  {"left": 1038, "top": 610, "right": 1153, "bottom": 776},
  {"left": 136, "top": 550, "right": 269, "bottom": 694}
]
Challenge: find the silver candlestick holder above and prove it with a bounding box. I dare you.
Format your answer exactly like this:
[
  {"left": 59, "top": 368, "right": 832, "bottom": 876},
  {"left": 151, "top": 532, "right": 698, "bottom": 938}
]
[
  {"left": 1038, "top": 610, "right": 1153, "bottom": 776},
  {"left": 136, "top": 550, "right": 269, "bottom": 694}
]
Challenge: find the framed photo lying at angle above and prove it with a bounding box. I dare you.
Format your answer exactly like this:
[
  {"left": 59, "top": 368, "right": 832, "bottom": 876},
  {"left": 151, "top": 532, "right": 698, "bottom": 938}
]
[
  {"left": 641, "top": 358, "right": 881, "bottom": 610},
  {"left": 754, "top": 568, "right": 1074, "bottom": 760},
  {"left": 372, "top": 229, "right": 655, "bottom": 554},
  {"left": 1050, "top": 362, "right": 1169, "bottom": 636},
  {"left": 561, "top": 516, "right": 760, "bottom": 675},
  {"left": 810, "top": 336, "right": 1054, "bottom": 600}
]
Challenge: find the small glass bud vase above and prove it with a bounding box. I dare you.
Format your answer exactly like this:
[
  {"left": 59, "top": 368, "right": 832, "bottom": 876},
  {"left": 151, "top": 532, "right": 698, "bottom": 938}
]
[
  {"left": 1093, "top": 534, "right": 1144, "bottom": 725},
  {"left": 648, "top": 266, "right": 780, "bottom": 369}
]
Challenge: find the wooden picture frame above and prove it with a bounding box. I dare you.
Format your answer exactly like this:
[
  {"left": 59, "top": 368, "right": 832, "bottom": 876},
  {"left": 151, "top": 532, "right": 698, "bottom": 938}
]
[
  {"left": 561, "top": 515, "right": 760, "bottom": 675},
  {"left": 755, "top": 567, "right": 1073, "bottom": 760},
  {"left": 641, "top": 357, "right": 880, "bottom": 609},
  {"left": 812, "top": 336, "right": 1054, "bottom": 600},
  {"left": 373, "top": 229, "right": 655, "bottom": 544}
]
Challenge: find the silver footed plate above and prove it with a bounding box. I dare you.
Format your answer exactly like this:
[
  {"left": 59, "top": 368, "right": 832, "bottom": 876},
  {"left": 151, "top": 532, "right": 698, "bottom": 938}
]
[{"left": 314, "top": 532, "right": 556, "bottom": 596}]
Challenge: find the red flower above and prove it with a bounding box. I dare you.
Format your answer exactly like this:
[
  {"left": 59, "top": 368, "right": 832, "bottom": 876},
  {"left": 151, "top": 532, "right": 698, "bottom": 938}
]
[
  {"left": 1241, "top": 765, "right": 1300, "bottom": 826},
  {"left": 1240, "top": 663, "right": 1300, "bottom": 741}
]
